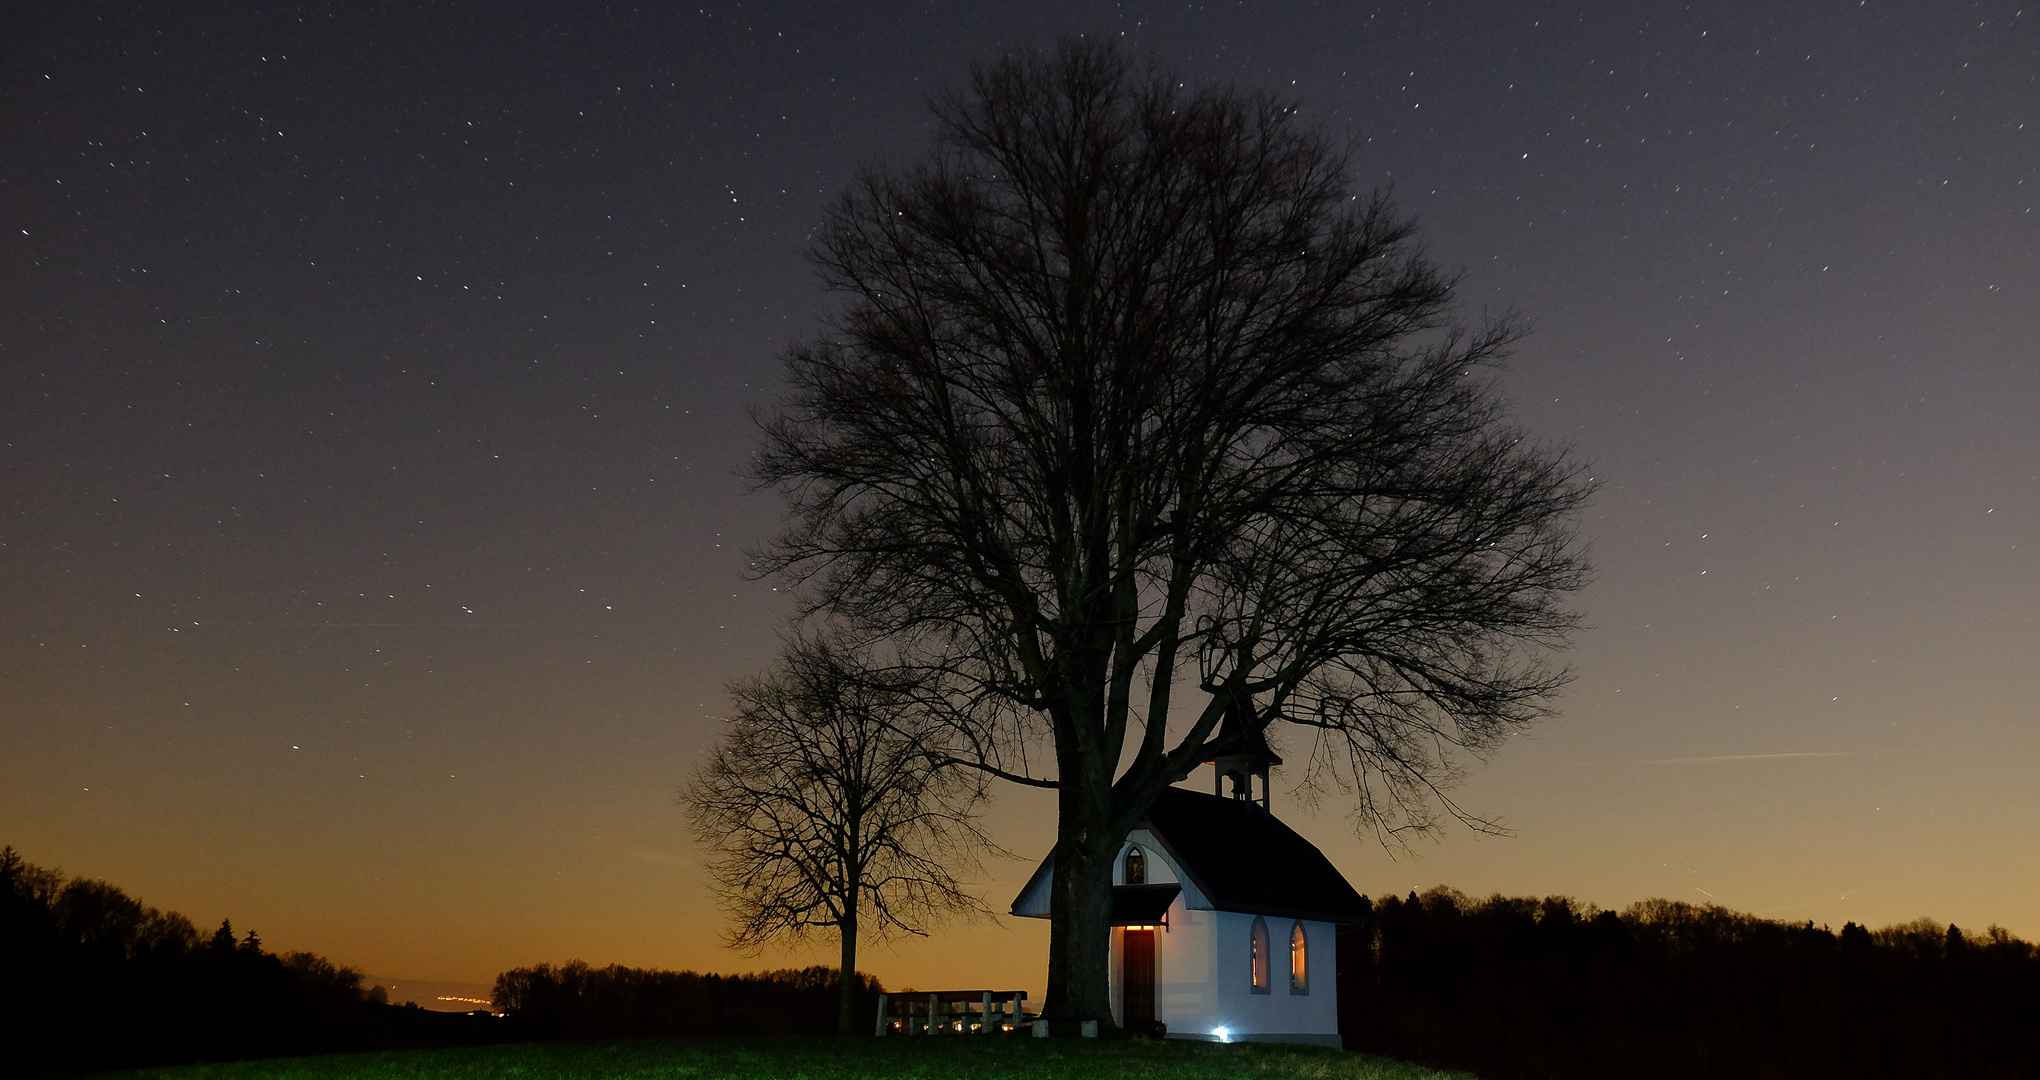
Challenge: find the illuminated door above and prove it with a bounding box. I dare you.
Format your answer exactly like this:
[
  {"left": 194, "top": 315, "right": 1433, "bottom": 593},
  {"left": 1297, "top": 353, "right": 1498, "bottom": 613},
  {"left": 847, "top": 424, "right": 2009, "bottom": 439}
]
[{"left": 1122, "top": 929, "right": 1156, "bottom": 1030}]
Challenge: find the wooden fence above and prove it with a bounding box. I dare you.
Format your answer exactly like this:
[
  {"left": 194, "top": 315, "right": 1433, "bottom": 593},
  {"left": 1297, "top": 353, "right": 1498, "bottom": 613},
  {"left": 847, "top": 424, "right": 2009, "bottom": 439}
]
[{"left": 873, "top": 990, "right": 1031, "bottom": 1036}]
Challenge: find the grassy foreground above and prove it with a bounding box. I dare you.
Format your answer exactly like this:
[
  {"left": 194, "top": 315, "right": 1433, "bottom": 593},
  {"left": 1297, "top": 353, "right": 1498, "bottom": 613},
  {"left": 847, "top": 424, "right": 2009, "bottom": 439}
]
[{"left": 91, "top": 1037, "right": 1475, "bottom": 1080}]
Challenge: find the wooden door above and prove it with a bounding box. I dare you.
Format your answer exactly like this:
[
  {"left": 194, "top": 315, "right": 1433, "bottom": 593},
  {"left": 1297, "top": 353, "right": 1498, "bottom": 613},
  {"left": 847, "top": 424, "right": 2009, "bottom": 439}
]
[{"left": 1122, "top": 929, "right": 1156, "bottom": 1032}]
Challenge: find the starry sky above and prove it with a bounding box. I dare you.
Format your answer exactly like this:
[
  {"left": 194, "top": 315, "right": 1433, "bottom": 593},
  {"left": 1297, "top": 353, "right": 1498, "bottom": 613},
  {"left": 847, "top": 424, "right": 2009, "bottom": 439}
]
[{"left": 5, "top": 1, "right": 2037, "bottom": 1004}]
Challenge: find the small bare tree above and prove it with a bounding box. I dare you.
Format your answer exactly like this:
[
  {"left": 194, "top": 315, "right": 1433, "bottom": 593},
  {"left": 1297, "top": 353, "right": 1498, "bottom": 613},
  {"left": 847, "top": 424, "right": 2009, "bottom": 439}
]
[{"left": 682, "top": 634, "right": 993, "bottom": 1035}]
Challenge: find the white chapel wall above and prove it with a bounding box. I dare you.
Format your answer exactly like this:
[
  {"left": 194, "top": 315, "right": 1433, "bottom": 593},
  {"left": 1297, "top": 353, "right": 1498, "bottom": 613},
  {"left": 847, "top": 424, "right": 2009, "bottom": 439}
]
[
  {"left": 1153, "top": 892, "right": 1215, "bottom": 1032},
  {"left": 1188, "top": 911, "right": 1338, "bottom": 1041}
]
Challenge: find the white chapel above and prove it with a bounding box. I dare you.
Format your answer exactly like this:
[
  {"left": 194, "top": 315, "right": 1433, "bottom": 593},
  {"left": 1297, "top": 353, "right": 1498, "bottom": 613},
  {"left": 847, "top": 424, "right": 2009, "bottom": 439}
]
[{"left": 1011, "top": 744, "right": 1368, "bottom": 1046}]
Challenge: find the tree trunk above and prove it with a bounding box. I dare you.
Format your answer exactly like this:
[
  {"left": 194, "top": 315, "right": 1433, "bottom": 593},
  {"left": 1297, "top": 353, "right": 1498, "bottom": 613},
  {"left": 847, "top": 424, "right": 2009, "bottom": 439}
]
[
  {"left": 1042, "top": 815, "right": 1117, "bottom": 1031},
  {"left": 838, "top": 907, "right": 859, "bottom": 1036}
]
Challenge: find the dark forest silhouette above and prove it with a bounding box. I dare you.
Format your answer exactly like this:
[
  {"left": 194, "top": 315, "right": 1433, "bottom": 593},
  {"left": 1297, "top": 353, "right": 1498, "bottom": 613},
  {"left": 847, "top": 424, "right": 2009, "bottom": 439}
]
[
  {"left": 0, "top": 847, "right": 503, "bottom": 1074},
  {"left": 491, "top": 961, "right": 883, "bottom": 1040},
  {"left": 1339, "top": 886, "right": 2040, "bottom": 1080},
  {"left": 15, "top": 843, "right": 2040, "bottom": 1077},
  {"left": 2, "top": 844, "right": 885, "bottom": 1073}
]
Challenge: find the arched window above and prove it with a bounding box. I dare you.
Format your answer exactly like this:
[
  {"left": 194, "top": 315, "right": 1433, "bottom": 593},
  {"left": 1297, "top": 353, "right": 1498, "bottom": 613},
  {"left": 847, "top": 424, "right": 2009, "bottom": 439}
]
[
  {"left": 1289, "top": 921, "right": 1309, "bottom": 994},
  {"left": 1249, "top": 916, "right": 1271, "bottom": 993},
  {"left": 1123, "top": 845, "right": 1145, "bottom": 885}
]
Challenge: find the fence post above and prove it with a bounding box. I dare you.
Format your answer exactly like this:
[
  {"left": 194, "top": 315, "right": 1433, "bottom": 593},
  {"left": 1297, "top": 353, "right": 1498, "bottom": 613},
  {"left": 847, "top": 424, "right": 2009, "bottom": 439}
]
[
  {"left": 927, "top": 992, "right": 939, "bottom": 1035},
  {"left": 981, "top": 991, "right": 992, "bottom": 1035}
]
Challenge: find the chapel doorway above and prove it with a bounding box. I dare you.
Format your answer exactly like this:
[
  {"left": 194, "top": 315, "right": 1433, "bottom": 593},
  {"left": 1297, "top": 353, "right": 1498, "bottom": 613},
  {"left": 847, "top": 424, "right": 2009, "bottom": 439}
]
[{"left": 1122, "top": 928, "right": 1156, "bottom": 1032}]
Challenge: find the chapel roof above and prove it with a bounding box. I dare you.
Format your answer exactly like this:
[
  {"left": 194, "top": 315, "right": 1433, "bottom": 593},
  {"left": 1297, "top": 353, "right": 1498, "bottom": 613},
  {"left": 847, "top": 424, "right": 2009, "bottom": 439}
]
[
  {"left": 1009, "top": 786, "right": 1371, "bottom": 924},
  {"left": 1140, "top": 786, "right": 1371, "bottom": 924}
]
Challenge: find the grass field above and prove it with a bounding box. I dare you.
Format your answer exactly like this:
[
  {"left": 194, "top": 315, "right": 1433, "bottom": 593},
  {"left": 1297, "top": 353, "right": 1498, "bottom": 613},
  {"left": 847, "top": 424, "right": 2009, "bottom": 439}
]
[{"left": 89, "top": 1037, "right": 1476, "bottom": 1080}]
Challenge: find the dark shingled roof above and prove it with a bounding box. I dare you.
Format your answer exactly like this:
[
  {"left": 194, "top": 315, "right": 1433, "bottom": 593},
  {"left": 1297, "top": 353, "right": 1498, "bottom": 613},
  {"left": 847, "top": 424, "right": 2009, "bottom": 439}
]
[
  {"left": 1009, "top": 786, "right": 1371, "bottom": 924},
  {"left": 1140, "top": 787, "right": 1371, "bottom": 924}
]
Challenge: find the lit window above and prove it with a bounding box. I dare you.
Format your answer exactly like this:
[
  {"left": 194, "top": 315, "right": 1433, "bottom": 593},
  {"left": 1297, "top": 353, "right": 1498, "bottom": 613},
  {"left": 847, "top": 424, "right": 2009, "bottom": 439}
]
[
  {"left": 1289, "top": 922, "right": 1308, "bottom": 994},
  {"left": 1124, "top": 845, "right": 1145, "bottom": 885},
  {"left": 1249, "top": 916, "right": 1270, "bottom": 994}
]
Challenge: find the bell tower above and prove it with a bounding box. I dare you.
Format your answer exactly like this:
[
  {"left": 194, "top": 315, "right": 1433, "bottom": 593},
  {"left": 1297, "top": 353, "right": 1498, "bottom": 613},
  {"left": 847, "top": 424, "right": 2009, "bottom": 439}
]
[{"left": 1206, "top": 703, "right": 1282, "bottom": 811}]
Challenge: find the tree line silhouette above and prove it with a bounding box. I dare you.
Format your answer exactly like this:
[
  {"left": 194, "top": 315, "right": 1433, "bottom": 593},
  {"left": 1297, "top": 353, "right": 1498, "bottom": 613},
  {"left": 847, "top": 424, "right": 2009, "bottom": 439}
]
[
  {"left": 2, "top": 843, "right": 887, "bottom": 1072},
  {"left": 0, "top": 846, "right": 503, "bottom": 1074},
  {"left": 490, "top": 961, "right": 884, "bottom": 1039},
  {"left": 1339, "top": 887, "right": 2040, "bottom": 1080},
  {"left": 18, "top": 841, "right": 2040, "bottom": 1076}
]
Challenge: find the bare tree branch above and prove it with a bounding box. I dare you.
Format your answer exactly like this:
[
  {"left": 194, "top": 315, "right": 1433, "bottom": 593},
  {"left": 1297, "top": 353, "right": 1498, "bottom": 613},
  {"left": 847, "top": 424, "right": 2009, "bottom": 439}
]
[
  {"left": 753, "top": 39, "right": 1593, "bottom": 1026},
  {"left": 681, "top": 633, "right": 998, "bottom": 1034}
]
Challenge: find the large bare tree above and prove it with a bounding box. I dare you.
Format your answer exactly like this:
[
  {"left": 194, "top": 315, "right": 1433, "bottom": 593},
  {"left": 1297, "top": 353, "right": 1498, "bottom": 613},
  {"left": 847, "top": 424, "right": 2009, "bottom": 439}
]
[
  {"left": 756, "top": 40, "right": 1593, "bottom": 1028},
  {"left": 682, "top": 635, "right": 991, "bottom": 1035}
]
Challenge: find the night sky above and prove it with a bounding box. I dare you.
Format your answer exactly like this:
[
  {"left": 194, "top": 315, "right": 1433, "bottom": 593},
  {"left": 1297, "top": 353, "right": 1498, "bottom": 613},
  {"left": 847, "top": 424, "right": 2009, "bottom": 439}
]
[{"left": 6, "top": 1, "right": 2037, "bottom": 1003}]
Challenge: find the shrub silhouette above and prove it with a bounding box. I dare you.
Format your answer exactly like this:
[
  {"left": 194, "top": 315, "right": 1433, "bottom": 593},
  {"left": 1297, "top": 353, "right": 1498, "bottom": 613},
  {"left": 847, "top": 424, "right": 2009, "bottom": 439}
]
[{"left": 492, "top": 961, "right": 882, "bottom": 1039}]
